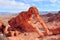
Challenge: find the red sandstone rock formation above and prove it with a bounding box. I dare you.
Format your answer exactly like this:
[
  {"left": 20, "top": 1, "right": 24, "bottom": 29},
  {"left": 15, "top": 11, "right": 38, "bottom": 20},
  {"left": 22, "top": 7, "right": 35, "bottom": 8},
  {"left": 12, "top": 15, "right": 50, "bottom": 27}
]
[
  {"left": 8, "top": 7, "right": 60, "bottom": 37},
  {"left": 8, "top": 6, "right": 51, "bottom": 37},
  {"left": 50, "top": 27, "right": 60, "bottom": 35},
  {"left": 43, "top": 27, "right": 60, "bottom": 36},
  {"left": 0, "top": 19, "right": 5, "bottom": 33},
  {"left": 48, "top": 11, "right": 60, "bottom": 22},
  {"left": 8, "top": 12, "right": 35, "bottom": 32}
]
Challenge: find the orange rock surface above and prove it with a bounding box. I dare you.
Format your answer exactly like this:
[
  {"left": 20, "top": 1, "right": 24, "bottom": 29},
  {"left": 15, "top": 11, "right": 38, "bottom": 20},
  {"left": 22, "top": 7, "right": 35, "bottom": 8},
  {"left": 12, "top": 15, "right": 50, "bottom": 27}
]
[
  {"left": 50, "top": 27, "right": 60, "bottom": 35},
  {"left": 8, "top": 12, "right": 35, "bottom": 32}
]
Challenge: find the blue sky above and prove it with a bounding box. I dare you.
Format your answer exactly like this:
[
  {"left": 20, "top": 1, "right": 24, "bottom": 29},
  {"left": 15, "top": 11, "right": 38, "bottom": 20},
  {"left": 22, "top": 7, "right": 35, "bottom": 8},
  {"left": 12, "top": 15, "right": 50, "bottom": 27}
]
[{"left": 0, "top": 0, "right": 60, "bottom": 13}]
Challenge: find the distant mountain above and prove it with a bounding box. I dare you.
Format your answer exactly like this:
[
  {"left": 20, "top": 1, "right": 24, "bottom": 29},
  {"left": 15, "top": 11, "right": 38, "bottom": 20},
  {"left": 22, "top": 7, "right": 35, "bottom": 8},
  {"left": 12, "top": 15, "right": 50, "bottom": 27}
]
[
  {"left": 0, "top": 11, "right": 58, "bottom": 15},
  {"left": 0, "top": 12, "right": 17, "bottom": 15},
  {"left": 40, "top": 11, "right": 58, "bottom": 15}
]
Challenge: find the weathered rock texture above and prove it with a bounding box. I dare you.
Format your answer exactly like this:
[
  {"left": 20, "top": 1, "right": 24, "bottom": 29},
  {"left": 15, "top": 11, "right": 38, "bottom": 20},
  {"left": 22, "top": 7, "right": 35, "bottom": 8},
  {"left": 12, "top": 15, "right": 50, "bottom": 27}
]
[{"left": 48, "top": 11, "right": 60, "bottom": 22}]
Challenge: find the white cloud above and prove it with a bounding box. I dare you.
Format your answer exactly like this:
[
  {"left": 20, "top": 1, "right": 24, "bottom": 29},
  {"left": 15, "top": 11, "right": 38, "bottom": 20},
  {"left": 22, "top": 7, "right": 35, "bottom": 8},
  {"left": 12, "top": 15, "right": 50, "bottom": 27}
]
[
  {"left": 49, "top": 0, "right": 60, "bottom": 4},
  {"left": 49, "top": 0, "right": 60, "bottom": 7},
  {"left": 0, "top": 0, "right": 31, "bottom": 12},
  {"left": 50, "top": 0, "right": 57, "bottom": 3},
  {"left": 30, "top": 0, "right": 49, "bottom": 2},
  {"left": 39, "top": 0, "right": 60, "bottom": 7},
  {"left": 0, "top": 0, "right": 60, "bottom": 12}
]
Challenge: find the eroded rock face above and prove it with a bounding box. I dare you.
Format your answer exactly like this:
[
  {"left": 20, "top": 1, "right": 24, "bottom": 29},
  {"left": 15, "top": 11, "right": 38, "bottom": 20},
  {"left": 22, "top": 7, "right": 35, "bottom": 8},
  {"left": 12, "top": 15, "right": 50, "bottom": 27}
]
[
  {"left": 0, "top": 19, "right": 5, "bottom": 33},
  {"left": 8, "top": 18, "right": 16, "bottom": 28},
  {"left": 8, "top": 7, "right": 38, "bottom": 32},
  {"left": 0, "top": 19, "right": 3, "bottom": 27},
  {"left": 9, "top": 13, "right": 35, "bottom": 32},
  {"left": 49, "top": 27, "right": 60, "bottom": 35},
  {"left": 43, "top": 27, "right": 60, "bottom": 36},
  {"left": 48, "top": 11, "right": 60, "bottom": 22}
]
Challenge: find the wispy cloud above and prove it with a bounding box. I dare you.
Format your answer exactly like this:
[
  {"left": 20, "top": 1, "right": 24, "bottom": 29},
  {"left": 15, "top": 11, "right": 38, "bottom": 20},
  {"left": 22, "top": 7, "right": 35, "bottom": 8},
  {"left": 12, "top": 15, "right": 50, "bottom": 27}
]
[
  {"left": 50, "top": 0, "right": 57, "bottom": 3},
  {"left": 49, "top": 0, "right": 60, "bottom": 7},
  {"left": 0, "top": 0, "right": 60, "bottom": 12},
  {"left": 0, "top": 0, "right": 31, "bottom": 12}
]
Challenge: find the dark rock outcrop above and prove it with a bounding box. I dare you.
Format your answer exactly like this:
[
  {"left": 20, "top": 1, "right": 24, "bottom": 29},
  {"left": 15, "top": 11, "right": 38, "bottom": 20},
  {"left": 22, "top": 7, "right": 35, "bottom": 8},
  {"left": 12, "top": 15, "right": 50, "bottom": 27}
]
[{"left": 48, "top": 11, "right": 60, "bottom": 22}]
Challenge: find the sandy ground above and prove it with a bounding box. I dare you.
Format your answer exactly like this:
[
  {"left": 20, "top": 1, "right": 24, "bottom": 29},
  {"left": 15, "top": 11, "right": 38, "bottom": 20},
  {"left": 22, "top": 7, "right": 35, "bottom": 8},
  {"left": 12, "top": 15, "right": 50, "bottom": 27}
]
[{"left": 4, "top": 32, "right": 60, "bottom": 40}]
